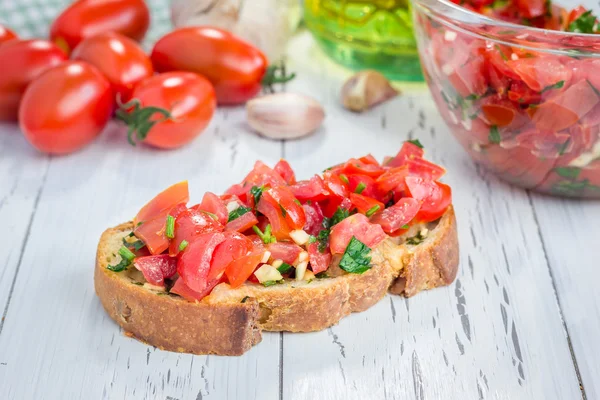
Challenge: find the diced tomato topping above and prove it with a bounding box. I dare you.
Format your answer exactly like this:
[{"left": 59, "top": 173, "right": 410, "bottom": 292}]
[
  {"left": 177, "top": 232, "right": 227, "bottom": 293},
  {"left": 376, "top": 166, "right": 408, "bottom": 193},
  {"left": 322, "top": 172, "right": 349, "bottom": 199},
  {"left": 349, "top": 193, "right": 385, "bottom": 215},
  {"left": 135, "top": 203, "right": 187, "bottom": 255},
  {"left": 267, "top": 242, "right": 303, "bottom": 264},
  {"left": 257, "top": 191, "right": 290, "bottom": 239},
  {"left": 405, "top": 177, "right": 452, "bottom": 223},
  {"left": 481, "top": 99, "right": 518, "bottom": 127},
  {"left": 208, "top": 232, "right": 253, "bottom": 282},
  {"left": 170, "top": 277, "right": 218, "bottom": 302},
  {"left": 265, "top": 186, "right": 306, "bottom": 230},
  {"left": 243, "top": 160, "right": 287, "bottom": 187},
  {"left": 134, "top": 254, "right": 177, "bottom": 286},
  {"left": 274, "top": 159, "right": 296, "bottom": 185},
  {"left": 225, "top": 250, "right": 265, "bottom": 288},
  {"left": 506, "top": 57, "right": 572, "bottom": 93},
  {"left": 302, "top": 202, "right": 325, "bottom": 236},
  {"left": 225, "top": 210, "right": 258, "bottom": 232},
  {"left": 341, "top": 158, "right": 385, "bottom": 178},
  {"left": 407, "top": 157, "right": 447, "bottom": 181},
  {"left": 515, "top": 0, "right": 546, "bottom": 18},
  {"left": 291, "top": 175, "right": 329, "bottom": 202},
  {"left": 246, "top": 234, "right": 266, "bottom": 249},
  {"left": 169, "top": 209, "right": 223, "bottom": 256},
  {"left": 196, "top": 192, "right": 228, "bottom": 225},
  {"left": 387, "top": 142, "right": 424, "bottom": 167},
  {"left": 224, "top": 183, "right": 248, "bottom": 203},
  {"left": 329, "top": 214, "right": 386, "bottom": 254},
  {"left": 134, "top": 181, "right": 189, "bottom": 226},
  {"left": 347, "top": 174, "right": 380, "bottom": 199},
  {"left": 307, "top": 242, "right": 331, "bottom": 274},
  {"left": 359, "top": 154, "right": 380, "bottom": 165},
  {"left": 369, "top": 198, "right": 420, "bottom": 233}
]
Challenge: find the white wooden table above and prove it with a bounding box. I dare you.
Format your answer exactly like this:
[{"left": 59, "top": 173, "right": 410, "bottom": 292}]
[{"left": 0, "top": 28, "right": 599, "bottom": 400}]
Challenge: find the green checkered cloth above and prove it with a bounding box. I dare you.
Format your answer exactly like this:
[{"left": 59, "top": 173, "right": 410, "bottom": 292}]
[{"left": 0, "top": 0, "right": 172, "bottom": 47}]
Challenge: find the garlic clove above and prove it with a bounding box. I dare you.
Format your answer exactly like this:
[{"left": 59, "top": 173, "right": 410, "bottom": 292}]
[
  {"left": 246, "top": 93, "right": 325, "bottom": 140},
  {"left": 341, "top": 70, "right": 399, "bottom": 113}
]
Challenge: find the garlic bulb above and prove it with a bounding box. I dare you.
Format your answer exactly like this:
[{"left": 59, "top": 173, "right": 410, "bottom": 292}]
[
  {"left": 170, "top": 0, "right": 301, "bottom": 61},
  {"left": 341, "top": 70, "right": 399, "bottom": 113},
  {"left": 246, "top": 93, "right": 325, "bottom": 140}
]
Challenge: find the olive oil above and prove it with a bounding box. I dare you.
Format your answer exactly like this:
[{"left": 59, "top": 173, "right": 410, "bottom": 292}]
[{"left": 304, "top": 0, "right": 423, "bottom": 81}]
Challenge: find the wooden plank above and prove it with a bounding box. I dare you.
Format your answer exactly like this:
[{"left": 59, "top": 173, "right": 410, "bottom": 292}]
[
  {"left": 530, "top": 195, "right": 599, "bottom": 399},
  {"left": 280, "top": 32, "right": 582, "bottom": 400},
  {"left": 0, "top": 111, "right": 281, "bottom": 400},
  {"left": 0, "top": 125, "right": 49, "bottom": 333}
]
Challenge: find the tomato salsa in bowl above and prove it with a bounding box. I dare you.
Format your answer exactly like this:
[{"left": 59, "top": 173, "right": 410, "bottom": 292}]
[{"left": 412, "top": 0, "right": 600, "bottom": 197}]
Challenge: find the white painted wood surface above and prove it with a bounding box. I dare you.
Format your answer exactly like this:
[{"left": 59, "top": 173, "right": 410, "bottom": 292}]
[{"left": 0, "top": 4, "right": 598, "bottom": 399}]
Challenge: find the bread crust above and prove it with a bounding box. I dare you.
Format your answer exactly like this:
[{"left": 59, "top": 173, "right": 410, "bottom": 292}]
[{"left": 95, "top": 207, "right": 459, "bottom": 355}]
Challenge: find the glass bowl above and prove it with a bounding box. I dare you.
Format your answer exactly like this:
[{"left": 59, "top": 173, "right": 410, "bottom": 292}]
[{"left": 412, "top": 0, "right": 600, "bottom": 198}]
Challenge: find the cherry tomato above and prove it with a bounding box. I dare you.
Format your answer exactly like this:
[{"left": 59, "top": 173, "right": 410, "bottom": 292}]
[
  {"left": 134, "top": 254, "right": 177, "bottom": 286},
  {"left": 274, "top": 159, "right": 296, "bottom": 185},
  {"left": 256, "top": 191, "right": 290, "bottom": 240},
  {"left": 194, "top": 192, "right": 228, "bottom": 226},
  {"left": 0, "top": 25, "right": 17, "bottom": 45},
  {"left": 134, "top": 181, "right": 189, "bottom": 226},
  {"left": 266, "top": 187, "right": 306, "bottom": 230},
  {"left": 72, "top": 32, "right": 153, "bottom": 102},
  {"left": 121, "top": 72, "right": 216, "bottom": 149},
  {"left": 405, "top": 177, "right": 452, "bottom": 223},
  {"left": 151, "top": 27, "right": 268, "bottom": 104},
  {"left": 369, "top": 198, "right": 420, "bottom": 233},
  {"left": 0, "top": 40, "right": 67, "bottom": 121},
  {"left": 225, "top": 249, "right": 264, "bottom": 288},
  {"left": 171, "top": 276, "right": 219, "bottom": 301},
  {"left": 307, "top": 242, "right": 331, "bottom": 274},
  {"left": 50, "top": 0, "right": 150, "bottom": 53},
  {"left": 267, "top": 242, "right": 303, "bottom": 264},
  {"left": 302, "top": 202, "right": 325, "bottom": 236},
  {"left": 135, "top": 203, "right": 187, "bottom": 255},
  {"left": 291, "top": 175, "right": 329, "bottom": 202},
  {"left": 243, "top": 161, "right": 287, "bottom": 188},
  {"left": 208, "top": 232, "right": 253, "bottom": 282},
  {"left": 169, "top": 208, "right": 224, "bottom": 256},
  {"left": 226, "top": 211, "right": 259, "bottom": 232},
  {"left": 329, "top": 214, "right": 386, "bottom": 254},
  {"left": 178, "top": 232, "right": 227, "bottom": 293},
  {"left": 19, "top": 61, "right": 113, "bottom": 155},
  {"left": 349, "top": 193, "right": 384, "bottom": 215}
]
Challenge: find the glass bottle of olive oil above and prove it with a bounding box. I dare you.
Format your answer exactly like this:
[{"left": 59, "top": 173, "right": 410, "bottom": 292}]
[{"left": 304, "top": 0, "right": 423, "bottom": 81}]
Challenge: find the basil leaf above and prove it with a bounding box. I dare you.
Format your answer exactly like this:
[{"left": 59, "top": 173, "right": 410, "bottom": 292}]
[
  {"left": 227, "top": 206, "right": 252, "bottom": 222},
  {"left": 568, "top": 10, "right": 598, "bottom": 33},
  {"left": 339, "top": 236, "right": 372, "bottom": 274},
  {"left": 555, "top": 167, "right": 581, "bottom": 179},
  {"left": 489, "top": 126, "right": 501, "bottom": 144}
]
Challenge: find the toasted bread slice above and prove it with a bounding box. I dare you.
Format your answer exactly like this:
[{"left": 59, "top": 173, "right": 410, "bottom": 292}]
[{"left": 95, "top": 206, "right": 458, "bottom": 355}]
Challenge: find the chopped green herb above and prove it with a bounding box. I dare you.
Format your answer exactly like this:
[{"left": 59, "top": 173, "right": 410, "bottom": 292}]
[
  {"left": 252, "top": 224, "right": 276, "bottom": 244},
  {"left": 558, "top": 139, "right": 571, "bottom": 156},
  {"left": 294, "top": 199, "right": 301, "bottom": 206},
  {"left": 407, "top": 139, "right": 424, "bottom": 149},
  {"left": 541, "top": 80, "right": 565, "bottom": 93},
  {"left": 339, "top": 174, "right": 349, "bottom": 185},
  {"left": 491, "top": 0, "right": 508, "bottom": 9},
  {"left": 568, "top": 10, "right": 598, "bottom": 33},
  {"left": 132, "top": 281, "right": 144, "bottom": 286},
  {"left": 315, "top": 272, "right": 329, "bottom": 279},
  {"left": 555, "top": 166, "right": 581, "bottom": 179},
  {"left": 489, "top": 125, "right": 501, "bottom": 144},
  {"left": 165, "top": 215, "right": 175, "bottom": 239},
  {"left": 200, "top": 210, "right": 218, "bottom": 221},
  {"left": 157, "top": 292, "right": 169, "bottom": 296},
  {"left": 401, "top": 224, "right": 410, "bottom": 229},
  {"left": 494, "top": 45, "right": 508, "bottom": 61},
  {"left": 406, "top": 231, "right": 426, "bottom": 245},
  {"left": 464, "top": 94, "right": 480, "bottom": 101},
  {"left": 365, "top": 205, "right": 381, "bottom": 217},
  {"left": 354, "top": 182, "right": 366, "bottom": 194},
  {"left": 250, "top": 185, "right": 266, "bottom": 205},
  {"left": 339, "top": 237, "right": 372, "bottom": 274},
  {"left": 241, "top": 296, "right": 250, "bottom": 303},
  {"left": 279, "top": 204, "right": 287, "bottom": 217},
  {"left": 119, "top": 246, "right": 136, "bottom": 262},
  {"left": 179, "top": 240, "right": 189, "bottom": 252},
  {"left": 123, "top": 236, "right": 145, "bottom": 251},
  {"left": 330, "top": 207, "right": 350, "bottom": 226},
  {"left": 136, "top": 221, "right": 144, "bottom": 227},
  {"left": 308, "top": 235, "right": 317, "bottom": 244},
  {"left": 228, "top": 206, "right": 252, "bottom": 222},
  {"left": 263, "top": 279, "right": 283, "bottom": 287},
  {"left": 316, "top": 229, "right": 330, "bottom": 253},
  {"left": 587, "top": 80, "right": 600, "bottom": 97},
  {"left": 277, "top": 262, "right": 293, "bottom": 274}
]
